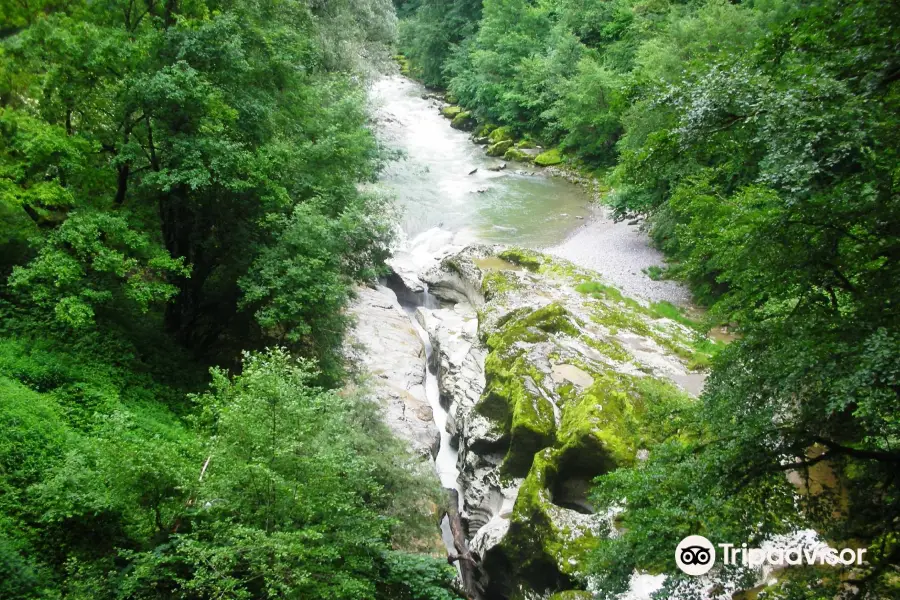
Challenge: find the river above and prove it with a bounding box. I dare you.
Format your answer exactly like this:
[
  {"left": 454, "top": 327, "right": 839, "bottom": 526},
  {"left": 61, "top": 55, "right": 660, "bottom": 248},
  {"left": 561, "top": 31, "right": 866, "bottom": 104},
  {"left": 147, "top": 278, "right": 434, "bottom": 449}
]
[
  {"left": 367, "top": 74, "right": 686, "bottom": 597},
  {"left": 369, "top": 74, "right": 691, "bottom": 306}
]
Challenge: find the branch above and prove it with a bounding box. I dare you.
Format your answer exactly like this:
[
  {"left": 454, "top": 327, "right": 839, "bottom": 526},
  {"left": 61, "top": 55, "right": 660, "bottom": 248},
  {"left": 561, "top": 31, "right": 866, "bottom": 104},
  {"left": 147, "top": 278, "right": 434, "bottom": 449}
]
[{"left": 812, "top": 437, "right": 900, "bottom": 464}]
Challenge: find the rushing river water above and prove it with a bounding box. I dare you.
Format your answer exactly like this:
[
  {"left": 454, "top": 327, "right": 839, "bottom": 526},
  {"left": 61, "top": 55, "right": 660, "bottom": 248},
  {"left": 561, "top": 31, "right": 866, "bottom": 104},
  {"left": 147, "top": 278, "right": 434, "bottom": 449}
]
[
  {"left": 370, "top": 74, "right": 692, "bottom": 306},
  {"left": 371, "top": 76, "right": 592, "bottom": 247}
]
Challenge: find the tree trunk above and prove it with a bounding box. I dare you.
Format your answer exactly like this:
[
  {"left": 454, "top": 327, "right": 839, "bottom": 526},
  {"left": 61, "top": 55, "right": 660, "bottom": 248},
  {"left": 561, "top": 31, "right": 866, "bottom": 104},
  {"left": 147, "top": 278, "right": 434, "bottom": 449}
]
[{"left": 446, "top": 488, "right": 481, "bottom": 598}]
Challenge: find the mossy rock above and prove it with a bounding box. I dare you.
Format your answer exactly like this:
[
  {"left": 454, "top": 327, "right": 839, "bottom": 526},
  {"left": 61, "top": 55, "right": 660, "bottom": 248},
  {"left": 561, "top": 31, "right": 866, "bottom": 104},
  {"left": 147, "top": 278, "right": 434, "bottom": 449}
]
[
  {"left": 393, "top": 54, "right": 411, "bottom": 76},
  {"left": 450, "top": 111, "right": 474, "bottom": 130},
  {"left": 498, "top": 248, "right": 543, "bottom": 271},
  {"left": 486, "top": 140, "right": 513, "bottom": 157},
  {"left": 440, "top": 105, "right": 462, "bottom": 119},
  {"left": 445, "top": 93, "right": 458, "bottom": 104},
  {"left": 482, "top": 270, "right": 522, "bottom": 299},
  {"left": 503, "top": 147, "right": 533, "bottom": 163},
  {"left": 534, "top": 148, "right": 563, "bottom": 166},
  {"left": 486, "top": 302, "right": 583, "bottom": 354},
  {"left": 504, "top": 378, "right": 556, "bottom": 475},
  {"left": 474, "top": 123, "right": 497, "bottom": 138},
  {"left": 554, "top": 373, "right": 646, "bottom": 473},
  {"left": 488, "top": 126, "right": 514, "bottom": 143},
  {"left": 498, "top": 448, "right": 599, "bottom": 587},
  {"left": 515, "top": 139, "right": 537, "bottom": 149}
]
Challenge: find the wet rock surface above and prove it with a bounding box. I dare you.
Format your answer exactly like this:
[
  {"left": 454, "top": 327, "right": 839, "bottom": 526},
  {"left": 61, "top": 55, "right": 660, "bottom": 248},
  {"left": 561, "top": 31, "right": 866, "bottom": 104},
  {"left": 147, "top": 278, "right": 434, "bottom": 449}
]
[
  {"left": 344, "top": 284, "right": 440, "bottom": 458},
  {"left": 398, "top": 245, "right": 711, "bottom": 598}
]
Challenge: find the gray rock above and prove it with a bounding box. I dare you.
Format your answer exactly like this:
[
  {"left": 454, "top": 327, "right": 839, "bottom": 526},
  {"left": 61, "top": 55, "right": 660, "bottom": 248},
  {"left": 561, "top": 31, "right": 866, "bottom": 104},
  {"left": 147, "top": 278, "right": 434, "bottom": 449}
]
[
  {"left": 344, "top": 285, "right": 440, "bottom": 458},
  {"left": 404, "top": 244, "right": 712, "bottom": 596}
]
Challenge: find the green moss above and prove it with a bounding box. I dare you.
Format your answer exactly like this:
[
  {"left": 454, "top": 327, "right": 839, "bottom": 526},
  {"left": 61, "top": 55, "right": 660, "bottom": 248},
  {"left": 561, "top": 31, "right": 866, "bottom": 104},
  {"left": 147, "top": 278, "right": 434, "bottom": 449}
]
[
  {"left": 556, "top": 373, "right": 644, "bottom": 469},
  {"left": 487, "top": 303, "right": 582, "bottom": 353},
  {"left": 575, "top": 280, "right": 718, "bottom": 367},
  {"left": 503, "top": 147, "right": 533, "bottom": 162},
  {"left": 440, "top": 105, "right": 462, "bottom": 118},
  {"left": 515, "top": 139, "right": 537, "bottom": 149},
  {"left": 488, "top": 126, "right": 514, "bottom": 143},
  {"left": 393, "top": 54, "right": 411, "bottom": 75},
  {"left": 498, "top": 248, "right": 542, "bottom": 271},
  {"left": 474, "top": 123, "right": 497, "bottom": 137},
  {"left": 450, "top": 110, "right": 474, "bottom": 130},
  {"left": 649, "top": 300, "right": 699, "bottom": 329},
  {"left": 503, "top": 449, "right": 598, "bottom": 579},
  {"left": 486, "top": 139, "right": 513, "bottom": 156},
  {"left": 482, "top": 270, "right": 521, "bottom": 299},
  {"left": 445, "top": 93, "right": 458, "bottom": 104},
  {"left": 503, "top": 381, "right": 556, "bottom": 476},
  {"left": 576, "top": 281, "right": 643, "bottom": 311},
  {"left": 534, "top": 148, "right": 563, "bottom": 166},
  {"left": 443, "top": 257, "right": 465, "bottom": 276}
]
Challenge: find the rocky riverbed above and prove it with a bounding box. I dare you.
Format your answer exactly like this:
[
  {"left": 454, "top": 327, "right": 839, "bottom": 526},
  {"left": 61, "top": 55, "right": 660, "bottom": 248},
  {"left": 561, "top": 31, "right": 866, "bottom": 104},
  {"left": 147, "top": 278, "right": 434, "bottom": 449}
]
[
  {"left": 352, "top": 74, "right": 713, "bottom": 599},
  {"left": 347, "top": 242, "right": 712, "bottom": 598}
]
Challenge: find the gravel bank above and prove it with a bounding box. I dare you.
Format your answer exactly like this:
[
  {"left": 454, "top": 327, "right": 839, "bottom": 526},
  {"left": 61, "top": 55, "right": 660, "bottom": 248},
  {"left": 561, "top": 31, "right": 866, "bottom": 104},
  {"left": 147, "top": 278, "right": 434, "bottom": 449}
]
[{"left": 546, "top": 204, "right": 693, "bottom": 306}]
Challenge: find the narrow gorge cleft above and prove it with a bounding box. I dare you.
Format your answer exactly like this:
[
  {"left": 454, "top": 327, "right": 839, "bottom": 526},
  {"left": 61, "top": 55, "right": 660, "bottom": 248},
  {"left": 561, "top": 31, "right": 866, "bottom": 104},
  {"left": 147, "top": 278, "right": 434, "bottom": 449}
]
[
  {"left": 368, "top": 243, "right": 712, "bottom": 599},
  {"left": 364, "top": 74, "right": 715, "bottom": 598}
]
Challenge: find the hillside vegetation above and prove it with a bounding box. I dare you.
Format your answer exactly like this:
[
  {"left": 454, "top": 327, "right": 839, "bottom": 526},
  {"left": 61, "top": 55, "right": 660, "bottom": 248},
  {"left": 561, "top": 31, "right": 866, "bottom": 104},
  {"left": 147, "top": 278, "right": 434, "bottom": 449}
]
[
  {"left": 398, "top": 0, "right": 900, "bottom": 597},
  {"left": 0, "top": 1, "right": 459, "bottom": 598}
]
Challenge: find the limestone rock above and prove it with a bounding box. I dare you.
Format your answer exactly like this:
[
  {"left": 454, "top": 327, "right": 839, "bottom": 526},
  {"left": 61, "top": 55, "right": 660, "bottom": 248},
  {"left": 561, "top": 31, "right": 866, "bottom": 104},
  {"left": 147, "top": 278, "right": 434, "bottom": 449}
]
[
  {"left": 344, "top": 284, "right": 439, "bottom": 458},
  {"left": 404, "top": 244, "right": 714, "bottom": 598}
]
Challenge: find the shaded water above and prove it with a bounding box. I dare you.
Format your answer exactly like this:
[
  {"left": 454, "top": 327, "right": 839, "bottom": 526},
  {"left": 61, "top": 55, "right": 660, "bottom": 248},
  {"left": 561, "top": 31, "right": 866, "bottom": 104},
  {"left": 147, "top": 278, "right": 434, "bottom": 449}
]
[{"left": 371, "top": 75, "right": 591, "bottom": 246}]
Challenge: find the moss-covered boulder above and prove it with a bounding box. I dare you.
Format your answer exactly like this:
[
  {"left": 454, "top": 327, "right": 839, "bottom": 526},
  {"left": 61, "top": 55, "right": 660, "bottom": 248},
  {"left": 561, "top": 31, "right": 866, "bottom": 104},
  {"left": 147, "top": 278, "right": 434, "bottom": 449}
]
[
  {"left": 450, "top": 110, "right": 475, "bottom": 130},
  {"left": 474, "top": 123, "right": 497, "bottom": 138},
  {"left": 486, "top": 139, "right": 514, "bottom": 156},
  {"left": 515, "top": 139, "right": 537, "bottom": 149},
  {"left": 534, "top": 148, "right": 563, "bottom": 166},
  {"left": 411, "top": 245, "right": 711, "bottom": 598},
  {"left": 503, "top": 147, "right": 534, "bottom": 163},
  {"left": 440, "top": 105, "right": 463, "bottom": 119},
  {"left": 488, "top": 126, "right": 514, "bottom": 143}
]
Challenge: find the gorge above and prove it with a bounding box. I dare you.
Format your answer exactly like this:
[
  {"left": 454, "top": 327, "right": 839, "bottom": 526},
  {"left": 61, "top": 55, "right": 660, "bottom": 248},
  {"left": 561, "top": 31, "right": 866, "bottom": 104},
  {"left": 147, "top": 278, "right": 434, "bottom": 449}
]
[
  {"left": 348, "top": 73, "right": 713, "bottom": 599},
  {"left": 1, "top": 1, "right": 896, "bottom": 598}
]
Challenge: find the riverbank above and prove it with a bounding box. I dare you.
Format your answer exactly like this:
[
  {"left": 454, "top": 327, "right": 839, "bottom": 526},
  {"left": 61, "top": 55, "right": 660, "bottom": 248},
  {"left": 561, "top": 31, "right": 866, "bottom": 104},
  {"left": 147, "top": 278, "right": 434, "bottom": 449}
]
[
  {"left": 426, "top": 84, "right": 692, "bottom": 306},
  {"left": 375, "top": 73, "right": 691, "bottom": 307}
]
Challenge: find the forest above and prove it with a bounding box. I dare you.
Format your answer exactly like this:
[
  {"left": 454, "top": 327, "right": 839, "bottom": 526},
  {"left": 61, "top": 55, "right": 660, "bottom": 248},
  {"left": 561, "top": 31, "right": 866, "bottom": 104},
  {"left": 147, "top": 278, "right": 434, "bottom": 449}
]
[
  {"left": 1, "top": 0, "right": 458, "bottom": 598},
  {"left": 2, "top": 0, "right": 898, "bottom": 598},
  {"left": 399, "top": 0, "right": 899, "bottom": 597}
]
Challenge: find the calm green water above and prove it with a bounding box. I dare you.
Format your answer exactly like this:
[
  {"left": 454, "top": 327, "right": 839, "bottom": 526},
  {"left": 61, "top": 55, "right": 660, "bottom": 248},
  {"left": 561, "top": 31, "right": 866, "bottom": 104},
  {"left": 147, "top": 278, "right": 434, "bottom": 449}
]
[{"left": 370, "top": 76, "right": 591, "bottom": 247}]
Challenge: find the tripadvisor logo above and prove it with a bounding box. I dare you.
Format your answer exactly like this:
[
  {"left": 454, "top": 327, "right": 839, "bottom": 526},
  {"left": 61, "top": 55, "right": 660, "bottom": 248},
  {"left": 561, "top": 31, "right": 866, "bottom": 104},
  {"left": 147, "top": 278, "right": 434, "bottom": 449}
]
[
  {"left": 675, "top": 535, "right": 868, "bottom": 576},
  {"left": 676, "top": 535, "right": 716, "bottom": 575}
]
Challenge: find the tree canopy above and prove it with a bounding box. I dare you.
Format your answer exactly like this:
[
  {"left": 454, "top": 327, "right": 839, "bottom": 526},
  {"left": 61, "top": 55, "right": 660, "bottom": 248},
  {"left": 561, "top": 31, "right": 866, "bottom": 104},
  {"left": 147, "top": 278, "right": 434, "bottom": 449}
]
[{"left": 1, "top": 1, "right": 459, "bottom": 598}]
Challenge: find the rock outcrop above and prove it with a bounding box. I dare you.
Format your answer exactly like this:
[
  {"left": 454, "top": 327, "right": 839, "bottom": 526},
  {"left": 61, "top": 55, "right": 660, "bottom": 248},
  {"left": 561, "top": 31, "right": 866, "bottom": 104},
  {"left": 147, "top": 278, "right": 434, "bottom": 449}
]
[
  {"left": 403, "top": 245, "right": 710, "bottom": 599},
  {"left": 344, "top": 284, "right": 440, "bottom": 458}
]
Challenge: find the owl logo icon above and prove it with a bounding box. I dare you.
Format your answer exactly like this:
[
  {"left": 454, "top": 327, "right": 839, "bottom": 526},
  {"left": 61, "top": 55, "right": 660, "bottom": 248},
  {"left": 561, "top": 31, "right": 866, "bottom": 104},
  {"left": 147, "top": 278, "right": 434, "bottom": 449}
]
[{"left": 675, "top": 535, "right": 716, "bottom": 575}]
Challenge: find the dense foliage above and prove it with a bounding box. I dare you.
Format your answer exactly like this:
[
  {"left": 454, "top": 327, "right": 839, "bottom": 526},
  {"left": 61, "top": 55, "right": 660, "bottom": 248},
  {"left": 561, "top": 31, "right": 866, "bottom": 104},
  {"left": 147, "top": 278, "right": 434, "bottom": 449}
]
[
  {"left": 400, "top": 0, "right": 900, "bottom": 597},
  {"left": 1, "top": 1, "right": 459, "bottom": 598},
  {"left": 2, "top": 0, "right": 398, "bottom": 380}
]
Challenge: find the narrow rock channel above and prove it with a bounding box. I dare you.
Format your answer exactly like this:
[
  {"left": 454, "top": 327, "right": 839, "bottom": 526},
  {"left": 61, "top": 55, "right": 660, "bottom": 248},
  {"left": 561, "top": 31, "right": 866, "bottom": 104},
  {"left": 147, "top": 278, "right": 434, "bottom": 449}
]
[{"left": 349, "top": 74, "right": 713, "bottom": 599}]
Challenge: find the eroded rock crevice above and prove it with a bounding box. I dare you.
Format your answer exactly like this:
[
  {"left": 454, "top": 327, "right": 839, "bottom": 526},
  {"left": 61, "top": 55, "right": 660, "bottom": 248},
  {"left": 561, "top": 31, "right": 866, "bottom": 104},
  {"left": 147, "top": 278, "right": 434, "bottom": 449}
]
[{"left": 359, "top": 243, "right": 710, "bottom": 598}]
